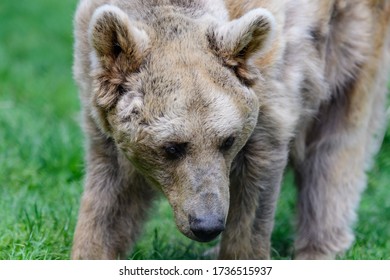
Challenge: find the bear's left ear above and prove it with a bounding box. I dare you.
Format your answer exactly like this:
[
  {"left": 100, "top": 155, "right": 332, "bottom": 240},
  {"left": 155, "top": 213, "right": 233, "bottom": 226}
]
[{"left": 208, "top": 8, "right": 275, "bottom": 61}]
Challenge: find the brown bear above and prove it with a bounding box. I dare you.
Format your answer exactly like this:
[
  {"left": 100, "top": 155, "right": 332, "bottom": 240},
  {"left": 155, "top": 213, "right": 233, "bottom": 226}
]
[{"left": 71, "top": 0, "right": 390, "bottom": 259}]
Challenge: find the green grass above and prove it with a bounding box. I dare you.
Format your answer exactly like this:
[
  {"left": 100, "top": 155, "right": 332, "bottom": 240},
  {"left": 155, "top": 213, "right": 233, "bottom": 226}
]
[{"left": 0, "top": 0, "right": 389, "bottom": 260}]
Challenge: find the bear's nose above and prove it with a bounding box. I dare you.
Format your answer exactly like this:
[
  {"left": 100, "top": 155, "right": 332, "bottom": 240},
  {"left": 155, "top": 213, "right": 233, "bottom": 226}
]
[{"left": 189, "top": 215, "right": 225, "bottom": 242}]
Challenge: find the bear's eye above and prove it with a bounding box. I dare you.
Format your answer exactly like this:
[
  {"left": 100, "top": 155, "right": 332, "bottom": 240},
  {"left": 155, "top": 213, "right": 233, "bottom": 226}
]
[
  {"left": 163, "top": 142, "right": 188, "bottom": 160},
  {"left": 220, "top": 136, "right": 235, "bottom": 152}
]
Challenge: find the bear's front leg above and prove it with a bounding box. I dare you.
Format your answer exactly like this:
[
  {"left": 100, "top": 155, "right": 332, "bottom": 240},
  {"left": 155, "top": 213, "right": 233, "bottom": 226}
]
[
  {"left": 293, "top": 114, "right": 374, "bottom": 259},
  {"left": 71, "top": 136, "right": 155, "bottom": 259},
  {"left": 219, "top": 134, "right": 288, "bottom": 259}
]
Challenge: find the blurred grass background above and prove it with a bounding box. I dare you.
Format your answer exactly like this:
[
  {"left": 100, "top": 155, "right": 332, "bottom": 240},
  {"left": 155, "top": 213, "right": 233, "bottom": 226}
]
[{"left": 0, "top": 0, "right": 389, "bottom": 260}]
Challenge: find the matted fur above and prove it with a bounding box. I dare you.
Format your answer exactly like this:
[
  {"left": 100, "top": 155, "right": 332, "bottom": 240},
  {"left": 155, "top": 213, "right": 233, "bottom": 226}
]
[{"left": 71, "top": 0, "right": 390, "bottom": 259}]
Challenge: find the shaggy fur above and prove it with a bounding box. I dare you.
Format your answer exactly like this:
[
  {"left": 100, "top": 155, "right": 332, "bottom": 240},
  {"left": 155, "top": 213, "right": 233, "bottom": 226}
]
[{"left": 71, "top": 0, "right": 390, "bottom": 259}]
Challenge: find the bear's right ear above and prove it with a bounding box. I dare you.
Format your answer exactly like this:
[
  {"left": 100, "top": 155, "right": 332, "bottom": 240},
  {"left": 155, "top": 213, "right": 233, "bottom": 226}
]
[{"left": 89, "top": 5, "right": 149, "bottom": 69}]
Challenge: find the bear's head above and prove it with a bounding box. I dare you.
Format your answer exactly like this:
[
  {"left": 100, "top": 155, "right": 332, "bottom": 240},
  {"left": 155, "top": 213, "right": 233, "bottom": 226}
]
[{"left": 88, "top": 4, "right": 275, "bottom": 242}]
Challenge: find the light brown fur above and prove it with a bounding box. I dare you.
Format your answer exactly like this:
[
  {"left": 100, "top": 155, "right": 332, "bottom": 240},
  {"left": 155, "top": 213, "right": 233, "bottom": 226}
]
[{"left": 71, "top": 0, "right": 390, "bottom": 259}]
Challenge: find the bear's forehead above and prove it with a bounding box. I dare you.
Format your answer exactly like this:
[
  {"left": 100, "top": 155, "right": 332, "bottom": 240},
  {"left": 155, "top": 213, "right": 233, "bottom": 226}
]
[
  {"left": 141, "top": 78, "right": 241, "bottom": 120},
  {"left": 140, "top": 90, "right": 243, "bottom": 146},
  {"left": 139, "top": 63, "right": 243, "bottom": 121},
  {"left": 136, "top": 49, "right": 252, "bottom": 130}
]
